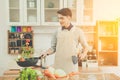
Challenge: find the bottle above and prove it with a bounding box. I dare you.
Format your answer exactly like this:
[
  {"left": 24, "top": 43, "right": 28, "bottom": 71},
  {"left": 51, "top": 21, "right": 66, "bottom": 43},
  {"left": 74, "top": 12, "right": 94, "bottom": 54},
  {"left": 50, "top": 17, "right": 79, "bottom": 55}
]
[
  {"left": 41, "top": 56, "right": 47, "bottom": 69},
  {"left": 87, "top": 50, "right": 92, "bottom": 60},
  {"left": 90, "top": 49, "right": 97, "bottom": 60}
]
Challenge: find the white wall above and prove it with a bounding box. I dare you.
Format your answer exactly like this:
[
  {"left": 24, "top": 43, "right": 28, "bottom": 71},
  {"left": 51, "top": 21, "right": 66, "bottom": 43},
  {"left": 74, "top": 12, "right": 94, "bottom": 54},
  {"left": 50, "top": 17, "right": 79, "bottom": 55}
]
[
  {"left": 0, "top": 0, "right": 120, "bottom": 76},
  {"left": 0, "top": 0, "right": 57, "bottom": 75},
  {"left": 0, "top": 0, "right": 11, "bottom": 76},
  {"left": 93, "top": 0, "right": 120, "bottom": 20}
]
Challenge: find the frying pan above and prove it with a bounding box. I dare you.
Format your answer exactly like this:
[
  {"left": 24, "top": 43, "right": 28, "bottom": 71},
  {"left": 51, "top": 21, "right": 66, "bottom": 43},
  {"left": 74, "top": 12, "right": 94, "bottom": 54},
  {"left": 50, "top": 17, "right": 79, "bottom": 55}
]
[{"left": 17, "top": 56, "right": 42, "bottom": 67}]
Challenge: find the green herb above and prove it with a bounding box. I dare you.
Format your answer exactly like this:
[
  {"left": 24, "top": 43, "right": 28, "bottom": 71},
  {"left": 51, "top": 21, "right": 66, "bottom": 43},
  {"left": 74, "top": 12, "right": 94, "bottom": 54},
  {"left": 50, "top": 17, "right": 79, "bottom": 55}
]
[
  {"left": 16, "top": 68, "right": 38, "bottom": 80},
  {"left": 21, "top": 46, "right": 34, "bottom": 58}
]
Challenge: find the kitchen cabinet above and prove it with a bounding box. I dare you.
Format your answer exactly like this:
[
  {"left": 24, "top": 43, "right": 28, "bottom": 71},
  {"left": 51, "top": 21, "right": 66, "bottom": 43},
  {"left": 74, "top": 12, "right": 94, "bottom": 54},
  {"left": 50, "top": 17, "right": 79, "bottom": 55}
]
[
  {"left": 41, "top": 0, "right": 63, "bottom": 25},
  {"left": 96, "top": 21, "right": 118, "bottom": 66},
  {"left": 80, "top": 0, "right": 94, "bottom": 25},
  {"left": 8, "top": 0, "right": 40, "bottom": 26},
  {"left": 8, "top": 0, "right": 93, "bottom": 26},
  {"left": 65, "top": 0, "right": 94, "bottom": 25},
  {"left": 63, "top": 0, "right": 79, "bottom": 25},
  {"left": 41, "top": 0, "right": 78, "bottom": 25},
  {"left": 8, "top": 26, "right": 34, "bottom": 54},
  {"left": 41, "top": 0, "right": 94, "bottom": 25}
]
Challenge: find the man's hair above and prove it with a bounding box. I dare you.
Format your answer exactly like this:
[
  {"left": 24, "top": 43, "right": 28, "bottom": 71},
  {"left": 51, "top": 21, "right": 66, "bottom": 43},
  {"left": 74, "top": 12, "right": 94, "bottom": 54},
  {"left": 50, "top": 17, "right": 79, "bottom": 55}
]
[{"left": 57, "top": 8, "right": 72, "bottom": 17}]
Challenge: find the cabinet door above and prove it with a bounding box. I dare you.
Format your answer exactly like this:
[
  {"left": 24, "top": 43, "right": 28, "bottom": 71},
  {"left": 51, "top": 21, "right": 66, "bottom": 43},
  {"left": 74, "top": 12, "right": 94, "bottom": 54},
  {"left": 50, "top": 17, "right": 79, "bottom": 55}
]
[
  {"left": 80, "top": 0, "right": 94, "bottom": 25},
  {"left": 24, "top": 0, "right": 40, "bottom": 25},
  {"left": 8, "top": 0, "right": 23, "bottom": 25},
  {"left": 63, "top": 0, "right": 78, "bottom": 25},
  {"left": 64, "top": 0, "right": 94, "bottom": 25},
  {"left": 8, "top": 0, "right": 40, "bottom": 25},
  {"left": 41, "top": 0, "right": 63, "bottom": 25}
]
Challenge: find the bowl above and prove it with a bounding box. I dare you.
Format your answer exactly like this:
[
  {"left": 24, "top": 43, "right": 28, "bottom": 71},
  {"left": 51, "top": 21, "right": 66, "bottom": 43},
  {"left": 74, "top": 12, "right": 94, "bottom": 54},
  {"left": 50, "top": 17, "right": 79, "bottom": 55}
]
[{"left": 17, "top": 57, "right": 39, "bottom": 67}]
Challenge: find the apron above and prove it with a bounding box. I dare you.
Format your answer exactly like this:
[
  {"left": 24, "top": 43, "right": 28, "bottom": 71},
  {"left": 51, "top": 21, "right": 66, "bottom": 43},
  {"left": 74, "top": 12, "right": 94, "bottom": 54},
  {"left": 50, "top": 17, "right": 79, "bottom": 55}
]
[{"left": 54, "top": 26, "right": 78, "bottom": 74}]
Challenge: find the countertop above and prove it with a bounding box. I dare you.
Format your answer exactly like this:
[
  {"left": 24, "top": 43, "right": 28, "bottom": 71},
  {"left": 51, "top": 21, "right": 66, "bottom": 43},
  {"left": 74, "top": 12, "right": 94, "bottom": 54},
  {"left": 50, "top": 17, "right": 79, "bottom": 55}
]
[{"left": 1, "top": 67, "right": 120, "bottom": 80}]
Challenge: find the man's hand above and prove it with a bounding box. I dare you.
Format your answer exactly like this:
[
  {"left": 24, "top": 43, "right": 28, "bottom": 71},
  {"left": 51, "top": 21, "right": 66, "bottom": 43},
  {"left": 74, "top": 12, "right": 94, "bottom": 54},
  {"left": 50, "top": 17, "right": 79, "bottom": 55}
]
[
  {"left": 40, "top": 52, "right": 48, "bottom": 58},
  {"left": 40, "top": 48, "right": 53, "bottom": 58}
]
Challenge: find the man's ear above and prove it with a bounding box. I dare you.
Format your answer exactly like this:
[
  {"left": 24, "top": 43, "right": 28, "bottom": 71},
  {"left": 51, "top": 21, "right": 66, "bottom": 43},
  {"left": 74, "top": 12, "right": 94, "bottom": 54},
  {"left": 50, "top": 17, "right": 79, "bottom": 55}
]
[{"left": 67, "top": 16, "right": 71, "bottom": 20}]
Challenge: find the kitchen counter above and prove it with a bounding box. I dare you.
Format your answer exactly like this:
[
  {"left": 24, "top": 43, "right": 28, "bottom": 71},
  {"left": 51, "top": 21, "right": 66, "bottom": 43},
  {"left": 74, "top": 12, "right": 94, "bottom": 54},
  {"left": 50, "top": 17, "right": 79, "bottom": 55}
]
[{"left": 1, "top": 67, "right": 120, "bottom": 80}]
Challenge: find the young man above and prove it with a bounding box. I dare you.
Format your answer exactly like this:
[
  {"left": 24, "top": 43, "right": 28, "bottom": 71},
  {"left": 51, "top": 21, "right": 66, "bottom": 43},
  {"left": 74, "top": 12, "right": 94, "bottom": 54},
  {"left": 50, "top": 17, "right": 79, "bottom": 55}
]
[{"left": 42, "top": 8, "right": 89, "bottom": 73}]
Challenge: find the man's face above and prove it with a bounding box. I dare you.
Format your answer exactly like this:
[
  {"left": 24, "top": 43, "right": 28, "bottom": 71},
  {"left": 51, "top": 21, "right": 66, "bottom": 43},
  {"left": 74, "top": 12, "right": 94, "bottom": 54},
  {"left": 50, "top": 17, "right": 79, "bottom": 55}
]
[{"left": 57, "top": 14, "right": 71, "bottom": 27}]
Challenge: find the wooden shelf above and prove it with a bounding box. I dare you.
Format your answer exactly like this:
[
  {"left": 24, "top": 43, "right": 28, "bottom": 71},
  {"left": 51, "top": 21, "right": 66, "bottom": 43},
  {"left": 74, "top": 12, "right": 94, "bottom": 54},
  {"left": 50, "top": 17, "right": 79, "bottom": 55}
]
[
  {"left": 96, "top": 20, "right": 118, "bottom": 66},
  {"left": 98, "top": 35, "right": 118, "bottom": 38},
  {"left": 98, "top": 50, "right": 118, "bottom": 53},
  {"left": 8, "top": 26, "right": 34, "bottom": 54}
]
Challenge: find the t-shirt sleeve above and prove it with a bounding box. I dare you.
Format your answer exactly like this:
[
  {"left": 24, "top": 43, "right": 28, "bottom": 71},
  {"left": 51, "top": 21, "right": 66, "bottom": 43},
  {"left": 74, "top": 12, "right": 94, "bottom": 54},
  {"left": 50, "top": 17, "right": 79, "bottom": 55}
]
[
  {"left": 51, "top": 30, "right": 57, "bottom": 53},
  {"left": 78, "top": 29, "right": 89, "bottom": 49}
]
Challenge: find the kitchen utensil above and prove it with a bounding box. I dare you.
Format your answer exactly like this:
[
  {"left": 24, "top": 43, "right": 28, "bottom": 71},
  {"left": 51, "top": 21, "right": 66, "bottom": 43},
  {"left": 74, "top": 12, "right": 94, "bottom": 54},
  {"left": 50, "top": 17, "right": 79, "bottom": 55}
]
[
  {"left": 41, "top": 56, "right": 47, "bottom": 69},
  {"left": 72, "top": 55, "right": 78, "bottom": 64},
  {"left": 17, "top": 57, "right": 41, "bottom": 67}
]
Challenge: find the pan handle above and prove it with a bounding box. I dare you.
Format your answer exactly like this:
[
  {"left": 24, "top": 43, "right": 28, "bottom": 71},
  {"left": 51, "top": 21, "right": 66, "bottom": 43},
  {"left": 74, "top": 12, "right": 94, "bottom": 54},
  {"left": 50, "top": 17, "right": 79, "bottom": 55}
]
[{"left": 39, "top": 53, "right": 49, "bottom": 59}]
